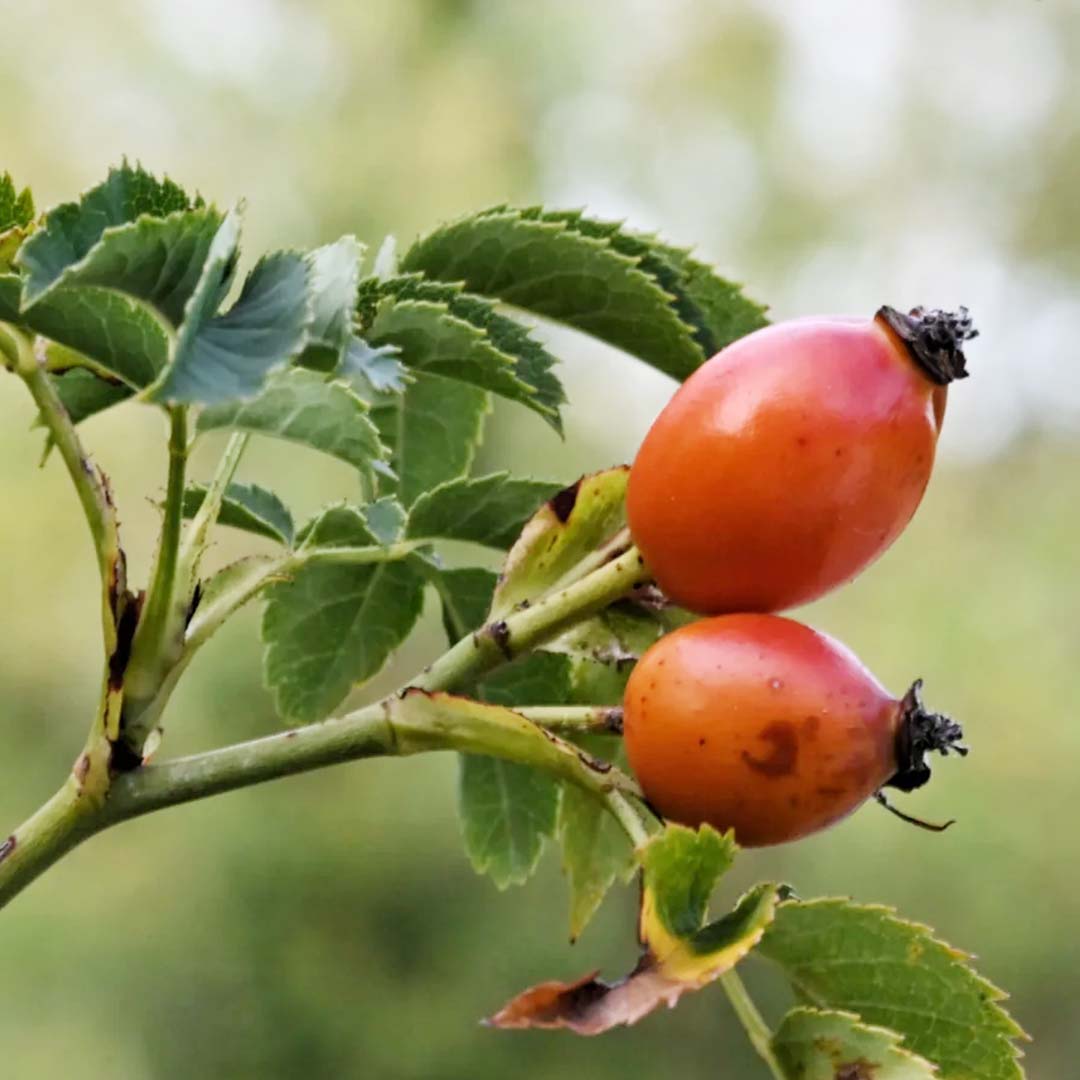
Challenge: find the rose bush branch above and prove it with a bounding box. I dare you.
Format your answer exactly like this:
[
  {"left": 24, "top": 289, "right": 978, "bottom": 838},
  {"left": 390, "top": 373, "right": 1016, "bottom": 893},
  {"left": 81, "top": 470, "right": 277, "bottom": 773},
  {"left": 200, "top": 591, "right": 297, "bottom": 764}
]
[
  {"left": 12, "top": 333, "right": 127, "bottom": 655},
  {"left": 0, "top": 538, "right": 653, "bottom": 911}
]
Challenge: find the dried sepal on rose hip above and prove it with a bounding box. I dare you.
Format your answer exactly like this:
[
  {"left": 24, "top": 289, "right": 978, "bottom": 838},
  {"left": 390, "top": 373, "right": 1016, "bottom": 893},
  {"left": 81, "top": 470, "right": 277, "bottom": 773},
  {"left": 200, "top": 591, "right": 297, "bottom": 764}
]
[
  {"left": 626, "top": 306, "right": 978, "bottom": 615},
  {"left": 622, "top": 614, "right": 967, "bottom": 847}
]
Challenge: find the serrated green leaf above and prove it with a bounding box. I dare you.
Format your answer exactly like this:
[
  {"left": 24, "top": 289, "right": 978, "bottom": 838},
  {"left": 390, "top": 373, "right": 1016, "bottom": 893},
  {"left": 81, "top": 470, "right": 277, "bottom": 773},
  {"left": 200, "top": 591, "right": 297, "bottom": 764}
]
[
  {"left": 402, "top": 208, "right": 709, "bottom": 381},
  {"left": 773, "top": 1007, "right": 937, "bottom": 1080},
  {"left": 0, "top": 173, "right": 34, "bottom": 272},
  {"left": 261, "top": 505, "right": 424, "bottom": 723},
  {"left": 182, "top": 482, "right": 294, "bottom": 545},
  {"left": 491, "top": 466, "right": 629, "bottom": 618},
  {"left": 1, "top": 272, "right": 170, "bottom": 389},
  {"left": 460, "top": 650, "right": 575, "bottom": 890},
  {"left": 360, "top": 496, "right": 406, "bottom": 544},
  {"left": 646, "top": 238, "right": 768, "bottom": 356},
  {"left": 524, "top": 208, "right": 767, "bottom": 358},
  {"left": 50, "top": 368, "right": 132, "bottom": 427},
  {"left": 299, "top": 236, "right": 364, "bottom": 371},
  {"left": 370, "top": 371, "right": 489, "bottom": 507},
  {"left": 428, "top": 566, "right": 497, "bottom": 645},
  {"left": 458, "top": 754, "right": 560, "bottom": 889},
  {"left": 642, "top": 823, "right": 738, "bottom": 940},
  {"left": 152, "top": 240, "right": 310, "bottom": 405},
  {"left": 558, "top": 733, "right": 635, "bottom": 942},
  {"left": 197, "top": 368, "right": 390, "bottom": 484},
  {"left": 18, "top": 166, "right": 213, "bottom": 320},
  {"left": 759, "top": 900, "right": 1027, "bottom": 1080},
  {"left": 337, "top": 335, "right": 409, "bottom": 393},
  {"left": 406, "top": 472, "right": 562, "bottom": 549},
  {"left": 366, "top": 275, "right": 565, "bottom": 427},
  {"left": 479, "top": 651, "right": 576, "bottom": 708},
  {"left": 0, "top": 273, "right": 16, "bottom": 321},
  {"left": 0, "top": 172, "right": 34, "bottom": 232},
  {"left": 365, "top": 295, "right": 557, "bottom": 424}
]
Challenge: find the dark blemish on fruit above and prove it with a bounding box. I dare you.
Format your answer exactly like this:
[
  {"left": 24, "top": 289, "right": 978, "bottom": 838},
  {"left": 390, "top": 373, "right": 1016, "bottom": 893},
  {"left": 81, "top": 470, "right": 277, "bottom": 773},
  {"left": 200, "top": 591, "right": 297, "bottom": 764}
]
[
  {"left": 550, "top": 479, "right": 582, "bottom": 523},
  {"left": 834, "top": 447, "right": 845, "bottom": 458},
  {"left": 698, "top": 737, "right": 707, "bottom": 747},
  {"left": 788, "top": 796, "right": 800, "bottom": 809},
  {"left": 796, "top": 435, "right": 809, "bottom": 447},
  {"left": 742, "top": 722, "right": 798, "bottom": 777},
  {"left": 803, "top": 715, "right": 820, "bottom": 740},
  {"left": 0, "top": 836, "right": 15, "bottom": 864}
]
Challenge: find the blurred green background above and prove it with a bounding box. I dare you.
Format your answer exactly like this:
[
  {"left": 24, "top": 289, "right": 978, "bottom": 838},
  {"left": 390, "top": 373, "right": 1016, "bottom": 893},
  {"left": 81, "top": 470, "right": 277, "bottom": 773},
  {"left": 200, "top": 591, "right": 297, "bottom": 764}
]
[{"left": 2, "top": 1, "right": 1077, "bottom": 1076}]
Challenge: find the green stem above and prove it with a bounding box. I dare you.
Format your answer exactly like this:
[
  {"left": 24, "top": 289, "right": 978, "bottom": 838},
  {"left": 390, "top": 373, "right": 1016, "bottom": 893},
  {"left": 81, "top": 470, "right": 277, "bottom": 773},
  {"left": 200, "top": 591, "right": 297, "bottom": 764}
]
[
  {"left": 120, "top": 408, "right": 190, "bottom": 749},
  {"left": 102, "top": 694, "right": 639, "bottom": 830},
  {"left": 180, "top": 431, "right": 248, "bottom": 569},
  {"left": 18, "top": 345, "right": 126, "bottom": 653},
  {"left": 514, "top": 705, "right": 623, "bottom": 735},
  {"left": 0, "top": 541, "right": 654, "bottom": 911},
  {"left": 606, "top": 790, "right": 652, "bottom": 847},
  {"left": 414, "top": 545, "right": 651, "bottom": 693},
  {"left": 720, "top": 969, "right": 785, "bottom": 1080},
  {"left": 0, "top": 776, "right": 103, "bottom": 909}
]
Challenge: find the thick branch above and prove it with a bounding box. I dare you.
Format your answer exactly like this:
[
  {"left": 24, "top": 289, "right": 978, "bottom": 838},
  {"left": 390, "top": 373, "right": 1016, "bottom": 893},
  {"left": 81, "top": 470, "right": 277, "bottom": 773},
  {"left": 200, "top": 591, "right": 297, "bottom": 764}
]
[
  {"left": 103, "top": 694, "right": 640, "bottom": 834},
  {"left": 0, "top": 542, "right": 655, "bottom": 910},
  {"left": 0, "top": 777, "right": 103, "bottom": 909}
]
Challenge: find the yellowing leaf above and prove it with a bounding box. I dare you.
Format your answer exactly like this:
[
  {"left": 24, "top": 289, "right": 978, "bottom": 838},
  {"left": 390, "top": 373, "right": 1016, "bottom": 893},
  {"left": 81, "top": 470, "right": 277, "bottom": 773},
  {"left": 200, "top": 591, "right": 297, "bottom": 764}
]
[
  {"left": 487, "top": 824, "right": 779, "bottom": 1035},
  {"left": 490, "top": 466, "right": 629, "bottom": 618}
]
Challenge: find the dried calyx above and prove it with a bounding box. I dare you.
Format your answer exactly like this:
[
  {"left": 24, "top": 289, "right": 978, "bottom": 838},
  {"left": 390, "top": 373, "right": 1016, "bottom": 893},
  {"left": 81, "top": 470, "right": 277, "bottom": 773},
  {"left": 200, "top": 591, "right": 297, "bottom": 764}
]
[
  {"left": 876, "top": 305, "right": 978, "bottom": 385},
  {"left": 887, "top": 679, "right": 968, "bottom": 794}
]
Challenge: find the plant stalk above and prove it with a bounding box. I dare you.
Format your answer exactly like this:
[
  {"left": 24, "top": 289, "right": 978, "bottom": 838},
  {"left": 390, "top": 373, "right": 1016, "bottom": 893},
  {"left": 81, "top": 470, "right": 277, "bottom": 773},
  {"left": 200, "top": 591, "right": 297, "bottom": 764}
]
[
  {"left": 17, "top": 348, "right": 127, "bottom": 654},
  {"left": 0, "top": 541, "right": 654, "bottom": 910},
  {"left": 0, "top": 776, "right": 103, "bottom": 909},
  {"left": 720, "top": 969, "right": 785, "bottom": 1080},
  {"left": 514, "top": 705, "right": 623, "bottom": 735},
  {"left": 413, "top": 545, "right": 651, "bottom": 693}
]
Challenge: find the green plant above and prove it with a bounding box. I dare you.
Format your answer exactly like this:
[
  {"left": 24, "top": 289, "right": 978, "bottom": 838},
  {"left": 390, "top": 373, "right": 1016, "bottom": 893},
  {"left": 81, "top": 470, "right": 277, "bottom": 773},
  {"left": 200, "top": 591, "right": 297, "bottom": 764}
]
[{"left": 0, "top": 165, "right": 1025, "bottom": 1078}]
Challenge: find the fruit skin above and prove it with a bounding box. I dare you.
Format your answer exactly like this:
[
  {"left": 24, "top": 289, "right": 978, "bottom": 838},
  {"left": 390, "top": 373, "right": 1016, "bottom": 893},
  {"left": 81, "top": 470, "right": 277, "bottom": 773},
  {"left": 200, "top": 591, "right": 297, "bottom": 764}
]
[
  {"left": 623, "top": 614, "right": 928, "bottom": 847},
  {"left": 626, "top": 307, "right": 975, "bottom": 614}
]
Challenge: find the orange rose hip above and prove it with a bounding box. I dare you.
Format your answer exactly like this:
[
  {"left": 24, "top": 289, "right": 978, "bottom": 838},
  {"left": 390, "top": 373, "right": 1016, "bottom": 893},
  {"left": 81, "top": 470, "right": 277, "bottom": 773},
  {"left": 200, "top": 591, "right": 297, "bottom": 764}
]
[
  {"left": 622, "top": 614, "right": 966, "bottom": 847},
  {"left": 626, "top": 306, "right": 977, "bottom": 614}
]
